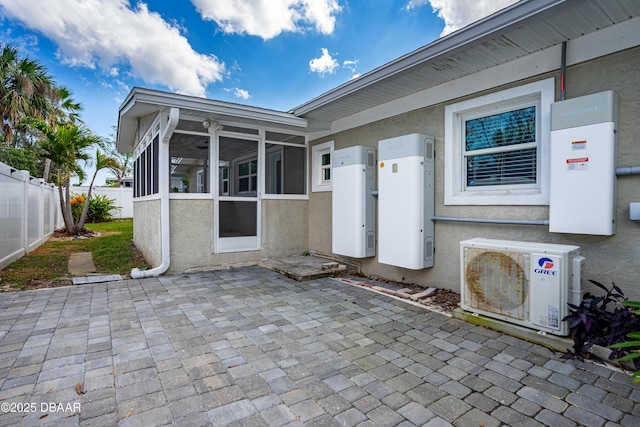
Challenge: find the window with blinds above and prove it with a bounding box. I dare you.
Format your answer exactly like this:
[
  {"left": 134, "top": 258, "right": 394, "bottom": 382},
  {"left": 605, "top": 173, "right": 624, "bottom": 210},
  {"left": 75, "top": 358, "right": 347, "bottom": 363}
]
[
  {"left": 444, "top": 78, "right": 553, "bottom": 206},
  {"left": 464, "top": 106, "right": 537, "bottom": 188}
]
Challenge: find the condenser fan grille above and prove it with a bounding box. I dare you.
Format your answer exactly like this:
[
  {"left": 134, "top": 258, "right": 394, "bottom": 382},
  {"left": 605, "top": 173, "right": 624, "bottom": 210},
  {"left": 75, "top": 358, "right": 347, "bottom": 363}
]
[{"left": 464, "top": 248, "right": 530, "bottom": 321}]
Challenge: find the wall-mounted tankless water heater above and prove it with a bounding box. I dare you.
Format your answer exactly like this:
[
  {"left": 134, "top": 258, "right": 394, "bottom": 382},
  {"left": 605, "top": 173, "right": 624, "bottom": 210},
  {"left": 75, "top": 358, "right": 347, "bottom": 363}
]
[
  {"left": 378, "top": 134, "right": 435, "bottom": 269},
  {"left": 332, "top": 146, "right": 376, "bottom": 258},
  {"left": 549, "top": 91, "right": 618, "bottom": 235}
]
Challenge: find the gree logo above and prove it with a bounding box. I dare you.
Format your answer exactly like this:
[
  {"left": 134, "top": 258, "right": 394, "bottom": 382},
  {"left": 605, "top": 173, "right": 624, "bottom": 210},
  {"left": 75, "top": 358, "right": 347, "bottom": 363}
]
[{"left": 534, "top": 257, "right": 558, "bottom": 276}]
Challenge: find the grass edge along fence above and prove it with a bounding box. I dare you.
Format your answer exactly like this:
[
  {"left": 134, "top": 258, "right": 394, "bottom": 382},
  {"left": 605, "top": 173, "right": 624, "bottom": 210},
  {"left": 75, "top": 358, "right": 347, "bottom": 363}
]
[{"left": 0, "top": 160, "right": 64, "bottom": 270}]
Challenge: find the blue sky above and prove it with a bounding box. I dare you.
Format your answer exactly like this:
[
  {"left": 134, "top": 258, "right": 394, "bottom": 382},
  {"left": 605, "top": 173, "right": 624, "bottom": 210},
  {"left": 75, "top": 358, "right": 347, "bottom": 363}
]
[{"left": 0, "top": 0, "right": 517, "bottom": 183}]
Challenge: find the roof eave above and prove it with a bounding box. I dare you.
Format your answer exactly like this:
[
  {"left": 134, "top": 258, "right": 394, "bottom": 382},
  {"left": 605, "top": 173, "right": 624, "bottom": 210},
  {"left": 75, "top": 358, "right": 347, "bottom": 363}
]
[
  {"left": 290, "top": 0, "right": 571, "bottom": 116},
  {"left": 116, "top": 87, "right": 309, "bottom": 153}
]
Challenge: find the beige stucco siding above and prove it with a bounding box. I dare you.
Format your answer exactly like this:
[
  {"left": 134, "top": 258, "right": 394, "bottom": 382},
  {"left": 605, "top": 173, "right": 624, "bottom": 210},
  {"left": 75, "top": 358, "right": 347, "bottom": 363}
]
[
  {"left": 167, "top": 198, "right": 308, "bottom": 273},
  {"left": 309, "top": 46, "right": 640, "bottom": 299},
  {"left": 133, "top": 199, "right": 162, "bottom": 267}
]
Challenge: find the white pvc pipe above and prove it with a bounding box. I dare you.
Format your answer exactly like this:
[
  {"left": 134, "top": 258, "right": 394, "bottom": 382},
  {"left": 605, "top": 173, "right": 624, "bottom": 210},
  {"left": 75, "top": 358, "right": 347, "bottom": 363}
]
[
  {"left": 571, "top": 255, "right": 586, "bottom": 306},
  {"left": 616, "top": 166, "right": 640, "bottom": 176},
  {"left": 131, "top": 107, "right": 179, "bottom": 279}
]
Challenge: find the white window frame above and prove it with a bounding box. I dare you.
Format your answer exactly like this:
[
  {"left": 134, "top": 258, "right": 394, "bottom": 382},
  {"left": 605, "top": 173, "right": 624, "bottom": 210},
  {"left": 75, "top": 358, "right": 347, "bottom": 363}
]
[
  {"left": 444, "top": 78, "right": 554, "bottom": 205},
  {"left": 233, "top": 153, "right": 258, "bottom": 196},
  {"left": 311, "top": 140, "right": 333, "bottom": 192},
  {"left": 196, "top": 169, "right": 205, "bottom": 193}
]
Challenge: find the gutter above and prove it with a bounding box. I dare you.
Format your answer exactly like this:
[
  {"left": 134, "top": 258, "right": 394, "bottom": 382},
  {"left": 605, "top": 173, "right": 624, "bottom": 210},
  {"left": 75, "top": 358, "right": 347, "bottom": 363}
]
[{"left": 131, "top": 107, "right": 179, "bottom": 279}]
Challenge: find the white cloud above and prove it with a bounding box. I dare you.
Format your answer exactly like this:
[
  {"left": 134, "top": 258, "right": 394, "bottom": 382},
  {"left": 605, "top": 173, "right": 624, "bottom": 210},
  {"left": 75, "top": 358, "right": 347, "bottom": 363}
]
[
  {"left": 342, "top": 59, "right": 359, "bottom": 79},
  {"left": 406, "top": 0, "right": 519, "bottom": 36},
  {"left": 343, "top": 59, "right": 358, "bottom": 72},
  {"left": 225, "top": 87, "right": 251, "bottom": 100},
  {"left": 192, "top": 0, "right": 341, "bottom": 40},
  {"left": 309, "top": 48, "right": 339, "bottom": 76},
  {"left": 0, "top": 0, "right": 225, "bottom": 96}
]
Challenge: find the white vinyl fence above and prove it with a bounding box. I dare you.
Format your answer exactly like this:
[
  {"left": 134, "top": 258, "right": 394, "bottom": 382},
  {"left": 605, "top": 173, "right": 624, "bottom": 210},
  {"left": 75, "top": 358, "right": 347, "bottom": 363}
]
[
  {"left": 0, "top": 161, "right": 63, "bottom": 269},
  {"left": 71, "top": 186, "right": 133, "bottom": 219}
]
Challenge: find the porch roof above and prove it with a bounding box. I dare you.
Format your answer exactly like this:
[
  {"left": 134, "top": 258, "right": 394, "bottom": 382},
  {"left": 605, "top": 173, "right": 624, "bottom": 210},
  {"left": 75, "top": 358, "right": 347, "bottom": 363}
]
[
  {"left": 291, "top": 0, "right": 640, "bottom": 124},
  {"left": 117, "top": 88, "right": 309, "bottom": 153}
]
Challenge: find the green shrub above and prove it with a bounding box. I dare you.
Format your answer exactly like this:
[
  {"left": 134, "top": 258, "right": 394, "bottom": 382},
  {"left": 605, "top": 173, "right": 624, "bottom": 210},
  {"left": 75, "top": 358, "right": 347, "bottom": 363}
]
[
  {"left": 562, "top": 281, "right": 640, "bottom": 370},
  {"left": 71, "top": 193, "right": 120, "bottom": 223},
  {"left": 87, "top": 194, "right": 120, "bottom": 223},
  {"left": 610, "top": 301, "right": 640, "bottom": 382}
]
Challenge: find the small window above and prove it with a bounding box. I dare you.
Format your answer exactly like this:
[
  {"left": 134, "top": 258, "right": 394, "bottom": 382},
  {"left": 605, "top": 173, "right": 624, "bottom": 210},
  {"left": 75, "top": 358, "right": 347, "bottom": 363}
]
[
  {"left": 444, "top": 78, "right": 554, "bottom": 205},
  {"left": 311, "top": 141, "right": 334, "bottom": 192},
  {"left": 321, "top": 152, "right": 331, "bottom": 183}
]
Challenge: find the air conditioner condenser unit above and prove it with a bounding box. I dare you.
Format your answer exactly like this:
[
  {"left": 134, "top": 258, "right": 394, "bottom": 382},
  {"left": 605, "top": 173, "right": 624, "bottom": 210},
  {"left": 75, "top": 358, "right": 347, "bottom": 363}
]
[{"left": 460, "top": 238, "right": 585, "bottom": 336}]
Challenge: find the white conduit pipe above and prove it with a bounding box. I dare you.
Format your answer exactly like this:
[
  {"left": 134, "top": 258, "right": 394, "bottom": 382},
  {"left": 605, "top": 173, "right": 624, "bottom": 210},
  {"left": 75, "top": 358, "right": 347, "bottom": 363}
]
[
  {"left": 616, "top": 166, "right": 640, "bottom": 176},
  {"left": 131, "top": 107, "right": 180, "bottom": 279},
  {"left": 431, "top": 216, "right": 549, "bottom": 226}
]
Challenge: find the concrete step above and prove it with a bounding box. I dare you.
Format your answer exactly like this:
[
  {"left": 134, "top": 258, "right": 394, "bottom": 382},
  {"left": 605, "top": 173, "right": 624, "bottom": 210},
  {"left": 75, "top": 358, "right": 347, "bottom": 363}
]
[{"left": 259, "top": 255, "right": 358, "bottom": 281}]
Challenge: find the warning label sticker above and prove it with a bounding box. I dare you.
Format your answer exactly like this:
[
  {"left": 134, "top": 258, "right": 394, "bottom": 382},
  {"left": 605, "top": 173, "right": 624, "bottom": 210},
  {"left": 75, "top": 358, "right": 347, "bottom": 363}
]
[
  {"left": 566, "top": 157, "right": 589, "bottom": 171},
  {"left": 571, "top": 140, "right": 587, "bottom": 150}
]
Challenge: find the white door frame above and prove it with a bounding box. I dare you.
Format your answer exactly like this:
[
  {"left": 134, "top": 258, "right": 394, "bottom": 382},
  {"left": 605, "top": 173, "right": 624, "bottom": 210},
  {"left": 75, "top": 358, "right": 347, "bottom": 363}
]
[{"left": 214, "top": 133, "right": 261, "bottom": 253}]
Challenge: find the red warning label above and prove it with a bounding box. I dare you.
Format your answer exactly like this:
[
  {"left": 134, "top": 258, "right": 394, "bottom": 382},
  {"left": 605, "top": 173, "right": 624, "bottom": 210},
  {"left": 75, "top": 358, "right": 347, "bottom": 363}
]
[
  {"left": 566, "top": 157, "right": 588, "bottom": 163},
  {"left": 566, "top": 157, "right": 588, "bottom": 171}
]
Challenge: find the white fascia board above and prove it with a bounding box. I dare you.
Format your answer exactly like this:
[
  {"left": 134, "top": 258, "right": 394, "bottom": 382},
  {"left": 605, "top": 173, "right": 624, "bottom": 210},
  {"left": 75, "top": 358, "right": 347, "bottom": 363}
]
[
  {"left": 129, "top": 88, "right": 308, "bottom": 129},
  {"left": 307, "top": 15, "right": 640, "bottom": 140}
]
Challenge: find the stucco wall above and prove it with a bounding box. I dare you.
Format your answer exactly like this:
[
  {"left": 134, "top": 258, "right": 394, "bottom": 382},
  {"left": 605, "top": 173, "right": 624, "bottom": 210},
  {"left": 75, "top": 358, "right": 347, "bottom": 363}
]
[
  {"left": 167, "top": 198, "right": 308, "bottom": 273},
  {"left": 309, "top": 46, "right": 640, "bottom": 300},
  {"left": 133, "top": 199, "right": 162, "bottom": 267}
]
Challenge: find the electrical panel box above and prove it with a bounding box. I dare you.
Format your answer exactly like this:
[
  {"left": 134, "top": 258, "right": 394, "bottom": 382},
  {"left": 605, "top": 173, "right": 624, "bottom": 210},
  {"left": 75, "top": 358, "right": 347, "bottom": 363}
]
[
  {"left": 378, "top": 134, "right": 434, "bottom": 269},
  {"left": 549, "top": 91, "right": 618, "bottom": 235},
  {"left": 332, "top": 146, "right": 376, "bottom": 258},
  {"left": 630, "top": 202, "right": 640, "bottom": 222}
]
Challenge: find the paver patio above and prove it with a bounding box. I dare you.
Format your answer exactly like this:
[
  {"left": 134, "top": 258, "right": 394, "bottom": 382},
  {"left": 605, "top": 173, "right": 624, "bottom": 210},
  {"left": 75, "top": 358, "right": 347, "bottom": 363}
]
[{"left": 0, "top": 266, "right": 638, "bottom": 426}]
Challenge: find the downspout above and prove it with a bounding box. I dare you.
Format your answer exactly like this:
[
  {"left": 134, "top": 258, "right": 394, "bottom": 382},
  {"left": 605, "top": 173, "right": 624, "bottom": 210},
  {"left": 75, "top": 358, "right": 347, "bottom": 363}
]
[{"left": 131, "top": 107, "right": 179, "bottom": 279}]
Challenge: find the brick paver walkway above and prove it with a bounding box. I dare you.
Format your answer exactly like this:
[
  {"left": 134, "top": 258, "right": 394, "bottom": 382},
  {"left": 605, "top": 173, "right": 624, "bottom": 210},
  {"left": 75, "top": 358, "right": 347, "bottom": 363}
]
[{"left": 0, "top": 266, "right": 638, "bottom": 426}]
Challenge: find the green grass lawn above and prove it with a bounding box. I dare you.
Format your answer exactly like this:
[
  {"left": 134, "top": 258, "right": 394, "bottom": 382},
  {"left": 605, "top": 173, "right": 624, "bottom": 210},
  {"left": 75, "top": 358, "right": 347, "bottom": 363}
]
[{"left": 0, "top": 218, "right": 148, "bottom": 291}]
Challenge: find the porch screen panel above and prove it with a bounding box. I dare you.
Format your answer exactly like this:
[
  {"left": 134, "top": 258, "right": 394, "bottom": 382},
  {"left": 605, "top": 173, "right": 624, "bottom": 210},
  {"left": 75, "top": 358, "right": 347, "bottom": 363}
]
[
  {"left": 145, "top": 143, "right": 152, "bottom": 196},
  {"left": 133, "top": 157, "right": 138, "bottom": 198},
  {"left": 265, "top": 143, "right": 306, "bottom": 195},
  {"left": 140, "top": 150, "right": 147, "bottom": 197},
  {"left": 169, "top": 133, "right": 210, "bottom": 193},
  {"left": 219, "top": 201, "right": 257, "bottom": 237},
  {"left": 152, "top": 135, "right": 159, "bottom": 194}
]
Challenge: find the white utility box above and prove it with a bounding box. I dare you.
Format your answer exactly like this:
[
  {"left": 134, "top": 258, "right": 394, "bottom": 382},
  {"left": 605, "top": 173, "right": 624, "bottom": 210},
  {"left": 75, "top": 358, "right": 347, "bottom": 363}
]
[
  {"left": 378, "top": 134, "right": 434, "bottom": 269},
  {"left": 332, "top": 146, "right": 376, "bottom": 258},
  {"left": 549, "top": 91, "right": 618, "bottom": 235}
]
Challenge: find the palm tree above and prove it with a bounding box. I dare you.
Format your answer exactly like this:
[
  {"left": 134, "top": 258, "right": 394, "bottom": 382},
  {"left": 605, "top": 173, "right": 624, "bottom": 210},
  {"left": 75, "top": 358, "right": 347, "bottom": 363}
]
[
  {"left": 103, "top": 126, "right": 132, "bottom": 186},
  {"left": 36, "top": 120, "right": 102, "bottom": 235},
  {"left": 42, "top": 86, "right": 84, "bottom": 181},
  {"left": 52, "top": 86, "right": 82, "bottom": 124},
  {"left": 0, "top": 44, "right": 55, "bottom": 146},
  {"left": 76, "top": 150, "right": 122, "bottom": 229}
]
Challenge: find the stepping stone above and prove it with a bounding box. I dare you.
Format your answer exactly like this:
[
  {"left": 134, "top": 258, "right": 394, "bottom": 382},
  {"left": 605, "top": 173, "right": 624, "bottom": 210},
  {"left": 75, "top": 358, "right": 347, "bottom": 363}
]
[
  {"left": 68, "top": 252, "right": 97, "bottom": 276},
  {"left": 73, "top": 275, "right": 124, "bottom": 285}
]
